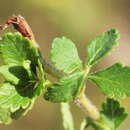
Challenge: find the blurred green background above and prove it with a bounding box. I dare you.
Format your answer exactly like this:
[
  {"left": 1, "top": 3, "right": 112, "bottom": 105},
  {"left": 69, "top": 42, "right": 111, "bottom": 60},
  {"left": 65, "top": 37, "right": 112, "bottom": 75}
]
[{"left": 0, "top": 0, "right": 129, "bottom": 130}]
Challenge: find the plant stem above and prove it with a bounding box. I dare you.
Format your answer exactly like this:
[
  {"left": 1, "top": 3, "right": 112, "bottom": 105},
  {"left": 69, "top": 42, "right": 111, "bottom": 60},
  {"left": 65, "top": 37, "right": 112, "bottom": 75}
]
[
  {"left": 39, "top": 53, "right": 65, "bottom": 78},
  {"left": 61, "top": 103, "right": 74, "bottom": 130},
  {"left": 75, "top": 93, "right": 100, "bottom": 120},
  {"left": 75, "top": 65, "right": 100, "bottom": 121},
  {"left": 74, "top": 66, "right": 100, "bottom": 120}
]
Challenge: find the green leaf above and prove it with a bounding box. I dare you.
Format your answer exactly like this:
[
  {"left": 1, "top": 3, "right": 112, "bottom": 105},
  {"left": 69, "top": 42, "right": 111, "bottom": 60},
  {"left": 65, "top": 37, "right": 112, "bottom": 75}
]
[
  {"left": 0, "top": 82, "right": 35, "bottom": 124},
  {"left": 44, "top": 72, "right": 85, "bottom": 102},
  {"left": 100, "top": 98, "right": 128, "bottom": 129},
  {"left": 0, "top": 101, "right": 33, "bottom": 124},
  {"left": 0, "top": 107, "right": 12, "bottom": 124},
  {"left": 0, "top": 62, "right": 45, "bottom": 124},
  {"left": 0, "top": 33, "right": 39, "bottom": 68},
  {"left": 86, "top": 29, "right": 120, "bottom": 67},
  {"left": 88, "top": 63, "right": 130, "bottom": 98},
  {"left": 0, "top": 64, "right": 45, "bottom": 124},
  {"left": 0, "top": 65, "right": 19, "bottom": 85},
  {"left": 0, "top": 68, "right": 45, "bottom": 124},
  {"left": 0, "top": 65, "right": 30, "bottom": 85},
  {"left": 61, "top": 103, "right": 74, "bottom": 130},
  {"left": 0, "top": 33, "right": 46, "bottom": 124},
  {"left": 50, "top": 37, "right": 82, "bottom": 74},
  {"left": 0, "top": 83, "right": 34, "bottom": 111},
  {"left": 85, "top": 99, "right": 127, "bottom": 130}
]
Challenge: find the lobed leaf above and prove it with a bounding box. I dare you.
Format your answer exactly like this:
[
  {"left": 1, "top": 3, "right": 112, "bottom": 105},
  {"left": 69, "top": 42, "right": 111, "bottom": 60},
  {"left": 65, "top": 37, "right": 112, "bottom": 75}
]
[
  {"left": 50, "top": 37, "right": 82, "bottom": 74},
  {"left": 100, "top": 98, "right": 128, "bottom": 129},
  {"left": 0, "top": 78, "right": 45, "bottom": 124},
  {"left": 0, "top": 82, "right": 34, "bottom": 124},
  {"left": 0, "top": 32, "right": 39, "bottom": 69},
  {"left": 88, "top": 63, "right": 130, "bottom": 98},
  {"left": 0, "top": 100, "right": 34, "bottom": 124},
  {"left": 0, "top": 65, "right": 30, "bottom": 85},
  {"left": 85, "top": 98, "right": 127, "bottom": 130},
  {"left": 44, "top": 72, "right": 85, "bottom": 102},
  {"left": 0, "top": 65, "right": 19, "bottom": 85},
  {"left": 86, "top": 29, "right": 120, "bottom": 67},
  {"left": 0, "top": 33, "right": 46, "bottom": 124}
]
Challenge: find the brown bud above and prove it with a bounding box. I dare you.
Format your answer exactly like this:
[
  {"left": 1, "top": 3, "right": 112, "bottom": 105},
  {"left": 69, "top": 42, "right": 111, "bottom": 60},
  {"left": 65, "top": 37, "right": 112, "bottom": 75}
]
[{"left": 0, "top": 15, "right": 38, "bottom": 47}]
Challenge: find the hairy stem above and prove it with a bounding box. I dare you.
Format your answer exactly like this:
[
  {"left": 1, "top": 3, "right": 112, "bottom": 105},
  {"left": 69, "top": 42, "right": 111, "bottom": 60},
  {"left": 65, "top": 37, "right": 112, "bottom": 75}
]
[
  {"left": 39, "top": 53, "right": 65, "bottom": 78},
  {"left": 75, "top": 67, "right": 100, "bottom": 120},
  {"left": 75, "top": 93, "right": 100, "bottom": 120}
]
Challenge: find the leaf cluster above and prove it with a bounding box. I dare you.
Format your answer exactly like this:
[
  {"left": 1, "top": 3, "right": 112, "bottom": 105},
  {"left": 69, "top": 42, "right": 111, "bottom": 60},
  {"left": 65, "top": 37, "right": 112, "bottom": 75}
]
[
  {"left": 0, "top": 33, "right": 45, "bottom": 124},
  {"left": 0, "top": 28, "right": 129, "bottom": 130}
]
